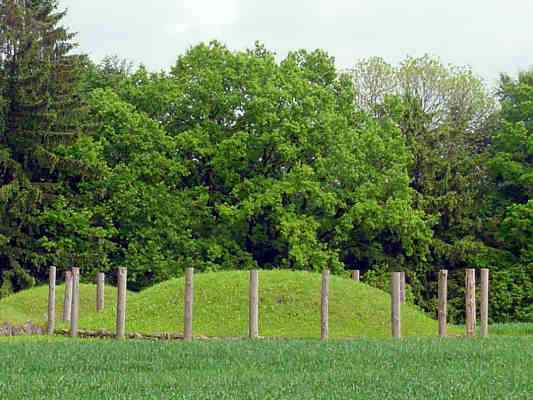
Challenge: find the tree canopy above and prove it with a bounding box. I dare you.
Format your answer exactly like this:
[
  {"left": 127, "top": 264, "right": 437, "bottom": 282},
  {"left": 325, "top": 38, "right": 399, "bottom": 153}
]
[
  {"left": 1, "top": 1, "right": 533, "bottom": 323},
  {"left": 0, "top": 0, "right": 82, "bottom": 295},
  {"left": 39, "top": 43, "right": 429, "bottom": 290}
]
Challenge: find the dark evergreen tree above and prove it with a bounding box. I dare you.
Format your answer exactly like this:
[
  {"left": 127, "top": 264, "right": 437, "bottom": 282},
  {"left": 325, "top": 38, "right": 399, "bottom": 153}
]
[{"left": 0, "top": 0, "right": 83, "bottom": 296}]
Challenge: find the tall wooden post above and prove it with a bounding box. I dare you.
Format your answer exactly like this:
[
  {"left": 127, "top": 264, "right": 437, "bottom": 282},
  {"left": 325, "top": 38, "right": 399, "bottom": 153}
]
[
  {"left": 62, "top": 270, "right": 73, "bottom": 322},
  {"left": 320, "top": 269, "right": 330, "bottom": 341},
  {"left": 184, "top": 268, "right": 194, "bottom": 341},
  {"left": 465, "top": 269, "right": 476, "bottom": 337},
  {"left": 47, "top": 266, "right": 56, "bottom": 335},
  {"left": 438, "top": 270, "right": 448, "bottom": 337},
  {"left": 96, "top": 272, "right": 105, "bottom": 312},
  {"left": 480, "top": 269, "right": 489, "bottom": 337},
  {"left": 399, "top": 271, "right": 406, "bottom": 304},
  {"left": 351, "top": 270, "right": 360, "bottom": 282},
  {"left": 70, "top": 267, "right": 80, "bottom": 337},
  {"left": 115, "top": 267, "right": 127, "bottom": 340},
  {"left": 249, "top": 270, "right": 259, "bottom": 339},
  {"left": 391, "top": 272, "right": 401, "bottom": 338}
]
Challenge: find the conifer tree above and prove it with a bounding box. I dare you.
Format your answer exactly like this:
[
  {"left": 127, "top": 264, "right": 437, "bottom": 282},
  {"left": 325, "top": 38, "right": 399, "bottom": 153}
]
[{"left": 0, "top": 0, "right": 82, "bottom": 295}]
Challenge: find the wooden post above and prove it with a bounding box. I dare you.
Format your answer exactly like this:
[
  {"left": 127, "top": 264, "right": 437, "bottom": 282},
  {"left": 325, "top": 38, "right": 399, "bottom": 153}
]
[
  {"left": 391, "top": 272, "right": 401, "bottom": 338},
  {"left": 438, "top": 270, "right": 448, "bottom": 337},
  {"left": 399, "top": 271, "right": 406, "bottom": 304},
  {"left": 96, "top": 272, "right": 105, "bottom": 312},
  {"left": 115, "top": 267, "right": 127, "bottom": 340},
  {"left": 62, "top": 270, "right": 73, "bottom": 322},
  {"left": 249, "top": 270, "right": 259, "bottom": 339},
  {"left": 70, "top": 267, "right": 80, "bottom": 337},
  {"left": 184, "top": 268, "right": 194, "bottom": 341},
  {"left": 480, "top": 268, "right": 489, "bottom": 338},
  {"left": 47, "top": 266, "right": 56, "bottom": 335},
  {"left": 351, "top": 270, "right": 360, "bottom": 282},
  {"left": 465, "top": 269, "right": 476, "bottom": 337},
  {"left": 320, "top": 269, "right": 330, "bottom": 341}
]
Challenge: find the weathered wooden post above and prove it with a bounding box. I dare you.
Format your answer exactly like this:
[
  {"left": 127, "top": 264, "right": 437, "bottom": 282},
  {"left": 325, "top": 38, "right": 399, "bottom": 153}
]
[
  {"left": 391, "top": 272, "right": 401, "bottom": 338},
  {"left": 62, "top": 270, "right": 73, "bottom": 322},
  {"left": 96, "top": 272, "right": 105, "bottom": 312},
  {"left": 399, "top": 271, "right": 406, "bottom": 304},
  {"left": 115, "top": 267, "right": 127, "bottom": 340},
  {"left": 47, "top": 266, "right": 56, "bottom": 335},
  {"left": 184, "top": 268, "right": 194, "bottom": 341},
  {"left": 320, "top": 269, "right": 330, "bottom": 341},
  {"left": 70, "top": 267, "right": 80, "bottom": 337},
  {"left": 249, "top": 270, "right": 259, "bottom": 339},
  {"left": 351, "top": 270, "right": 360, "bottom": 282},
  {"left": 480, "top": 268, "right": 489, "bottom": 337},
  {"left": 438, "top": 270, "right": 448, "bottom": 337},
  {"left": 465, "top": 268, "right": 476, "bottom": 337}
]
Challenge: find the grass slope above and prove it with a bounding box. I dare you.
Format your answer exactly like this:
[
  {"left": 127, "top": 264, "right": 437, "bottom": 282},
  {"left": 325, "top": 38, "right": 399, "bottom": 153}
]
[
  {"left": 1, "top": 337, "right": 532, "bottom": 399},
  {"left": 0, "top": 283, "right": 121, "bottom": 327},
  {"left": 79, "top": 270, "right": 448, "bottom": 338}
]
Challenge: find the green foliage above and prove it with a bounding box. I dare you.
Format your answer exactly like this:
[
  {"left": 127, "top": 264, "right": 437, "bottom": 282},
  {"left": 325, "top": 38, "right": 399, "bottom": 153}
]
[
  {"left": 480, "top": 70, "right": 533, "bottom": 322},
  {"left": 40, "top": 88, "right": 196, "bottom": 288},
  {"left": 351, "top": 55, "right": 496, "bottom": 321},
  {"left": 0, "top": 7, "right": 531, "bottom": 325},
  {"left": 38, "top": 196, "right": 117, "bottom": 271},
  {"left": 38, "top": 42, "right": 429, "bottom": 288},
  {"left": 351, "top": 54, "right": 496, "bottom": 132},
  {"left": 0, "top": 0, "right": 83, "bottom": 294}
]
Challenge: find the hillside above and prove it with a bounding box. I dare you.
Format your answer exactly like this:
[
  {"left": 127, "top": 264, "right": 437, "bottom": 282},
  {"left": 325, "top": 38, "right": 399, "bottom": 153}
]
[
  {"left": 1, "top": 271, "right": 454, "bottom": 338},
  {"left": 0, "top": 283, "right": 122, "bottom": 327},
  {"left": 79, "top": 270, "right": 446, "bottom": 338}
]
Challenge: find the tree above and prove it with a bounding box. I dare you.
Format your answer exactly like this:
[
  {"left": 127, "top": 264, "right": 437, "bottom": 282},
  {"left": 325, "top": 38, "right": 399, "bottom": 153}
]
[
  {"left": 40, "top": 42, "right": 430, "bottom": 289},
  {"left": 482, "top": 70, "right": 533, "bottom": 321},
  {"left": 166, "top": 43, "right": 430, "bottom": 273},
  {"left": 351, "top": 55, "right": 496, "bottom": 132},
  {"left": 350, "top": 56, "right": 497, "bottom": 321},
  {"left": 0, "top": 0, "right": 82, "bottom": 295},
  {"left": 79, "top": 55, "right": 134, "bottom": 95}
]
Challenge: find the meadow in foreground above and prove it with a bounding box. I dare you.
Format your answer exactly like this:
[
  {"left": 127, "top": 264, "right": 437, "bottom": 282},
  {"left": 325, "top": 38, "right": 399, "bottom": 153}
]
[{"left": 1, "top": 336, "right": 532, "bottom": 400}]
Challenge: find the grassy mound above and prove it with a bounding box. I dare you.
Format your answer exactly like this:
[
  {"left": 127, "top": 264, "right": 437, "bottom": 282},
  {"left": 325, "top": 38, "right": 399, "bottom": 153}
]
[
  {"left": 79, "top": 270, "right": 448, "bottom": 338},
  {"left": 0, "top": 283, "right": 122, "bottom": 327},
  {"left": 1, "top": 271, "right": 457, "bottom": 338}
]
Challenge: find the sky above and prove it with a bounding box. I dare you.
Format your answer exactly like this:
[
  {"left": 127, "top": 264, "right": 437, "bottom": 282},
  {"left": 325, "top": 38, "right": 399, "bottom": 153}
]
[{"left": 60, "top": 0, "right": 533, "bottom": 86}]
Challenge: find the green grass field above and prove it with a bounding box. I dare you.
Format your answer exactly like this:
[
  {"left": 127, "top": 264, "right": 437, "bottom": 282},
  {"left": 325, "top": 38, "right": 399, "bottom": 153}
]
[
  {"left": 488, "top": 323, "right": 533, "bottom": 336},
  {"left": 1, "top": 271, "right": 531, "bottom": 399},
  {"left": 1, "top": 337, "right": 532, "bottom": 399},
  {"left": 1, "top": 270, "right": 456, "bottom": 338}
]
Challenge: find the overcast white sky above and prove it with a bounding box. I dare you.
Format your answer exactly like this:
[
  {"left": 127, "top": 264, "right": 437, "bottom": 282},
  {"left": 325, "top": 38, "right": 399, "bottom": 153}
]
[{"left": 60, "top": 0, "right": 533, "bottom": 86}]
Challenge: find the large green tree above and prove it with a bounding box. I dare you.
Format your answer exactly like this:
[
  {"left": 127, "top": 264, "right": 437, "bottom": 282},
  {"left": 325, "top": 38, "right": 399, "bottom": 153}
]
[
  {"left": 483, "top": 70, "right": 533, "bottom": 321},
  {"left": 0, "top": 0, "right": 82, "bottom": 295},
  {"left": 350, "top": 56, "right": 497, "bottom": 320},
  {"left": 40, "top": 43, "right": 430, "bottom": 289}
]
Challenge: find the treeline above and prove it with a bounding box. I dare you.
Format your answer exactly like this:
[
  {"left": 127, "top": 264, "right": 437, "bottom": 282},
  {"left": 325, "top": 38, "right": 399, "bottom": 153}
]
[{"left": 1, "top": 1, "right": 532, "bottom": 323}]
